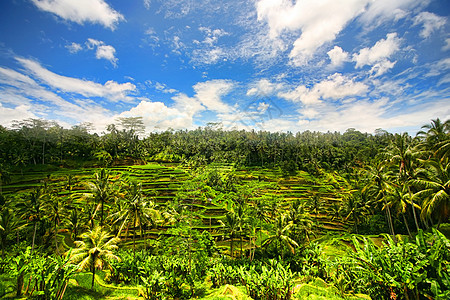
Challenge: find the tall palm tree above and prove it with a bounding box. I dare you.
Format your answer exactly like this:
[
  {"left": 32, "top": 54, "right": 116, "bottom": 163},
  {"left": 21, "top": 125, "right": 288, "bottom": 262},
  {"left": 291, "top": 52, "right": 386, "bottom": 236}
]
[
  {"left": 109, "top": 181, "right": 159, "bottom": 257},
  {"left": 288, "top": 199, "right": 313, "bottom": 243},
  {"left": 85, "top": 169, "right": 117, "bottom": 226},
  {"left": 219, "top": 211, "right": 239, "bottom": 258},
  {"left": 252, "top": 197, "right": 270, "bottom": 247},
  {"left": 43, "top": 193, "right": 66, "bottom": 254},
  {"left": 412, "top": 159, "right": 450, "bottom": 227},
  {"left": 362, "top": 163, "right": 397, "bottom": 243},
  {"left": 0, "top": 207, "right": 23, "bottom": 258},
  {"left": 17, "top": 186, "right": 46, "bottom": 253},
  {"left": 69, "top": 226, "right": 120, "bottom": 289},
  {"left": 383, "top": 133, "right": 421, "bottom": 230},
  {"left": 263, "top": 214, "right": 299, "bottom": 259},
  {"left": 385, "top": 181, "right": 414, "bottom": 237},
  {"left": 417, "top": 118, "right": 449, "bottom": 152}
]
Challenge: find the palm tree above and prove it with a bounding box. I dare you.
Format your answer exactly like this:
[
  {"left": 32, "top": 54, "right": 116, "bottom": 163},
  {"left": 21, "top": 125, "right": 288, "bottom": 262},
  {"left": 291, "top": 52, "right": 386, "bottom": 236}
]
[
  {"left": 109, "top": 181, "right": 159, "bottom": 257},
  {"left": 363, "top": 162, "right": 397, "bottom": 243},
  {"left": 383, "top": 133, "right": 421, "bottom": 230},
  {"left": 17, "top": 186, "right": 46, "bottom": 253},
  {"left": 0, "top": 207, "right": 23, "bottom": 258},
  {"left": 385, "top": 182, "right": 414, "bottom": 237},
  {"left": 288, "top": 199, "right": 313, "bottom": 243},
  {"left": 69, "top": 226, "right": 120, "bottom": 289},
  {"left": 417, "top": 118, "right": 449, "bottom": 152},
  {"left": 252, "top": 197, "right": 270, "bottom": 247},
  {"left": 412, "top": 159, "right": 449, "bottom": 228},
  {"left": 85, "top": 169, "right": 117, "bottom": 226},
  {"left": 307, "top": 194, "right": 323, "bottom": 225},
  {"left": 43, "top": 193, "right": 66, "bottom": 254},
  {"left": 263, "top": 214, "right": 299, "bottom": 259},
  {"left": 219, "top": 211, "right": 239, "bottom": 258}
]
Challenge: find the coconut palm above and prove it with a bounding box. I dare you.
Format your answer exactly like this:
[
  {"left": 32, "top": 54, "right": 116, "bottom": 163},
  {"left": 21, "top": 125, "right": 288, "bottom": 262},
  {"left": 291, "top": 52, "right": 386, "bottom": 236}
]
[
  {"left": 263, "top": 214, "right": 299, "bottom": 259},
  {"left": 288, "top": 199, "right": 314, "bottom": 243},
  {"left": 252, "top": 197, "right": 271, "bottom": 247},
  {"left": 85, "top": 169, "right": 117, "bottom": 226},
  {"left": 412, "top": 159, "right": 450, "bottom": 227},
  {"left": 383, "top": 133, "right": 421, "bottom": 230},
  {"left": 109, "top": 181, "right": 159, "bottom": 257},
  {"left": 417, "top": 118, "right": 449, "bottom": 152},
  {"left": 17, "top": 186, "right": 46, "bottom": 253},
  {"left": 0, "top": 207, "right": 23, "bottom": 258},
  {"left": 69, "top": 226, "right": 120, "bottom": 289},
  {"left": 219, "top": 211, "right": 239, "bottom": 258},
  {"left": 362, "top": 162, "right": 397, "bottom": 243}
]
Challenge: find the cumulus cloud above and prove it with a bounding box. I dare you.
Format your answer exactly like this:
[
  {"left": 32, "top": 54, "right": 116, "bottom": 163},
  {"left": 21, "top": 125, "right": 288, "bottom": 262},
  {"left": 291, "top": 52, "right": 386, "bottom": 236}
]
[
  {"left": 413, "top": 12, "right": 446, "bottom": 38},
  {"left": 352, "top": 33, "right": 401, "bottom": 76},
  {"left": 192, "top": 80, "right": 234, "bottom": 113},
  {"left": 256, "top": 0, "right": 366, "bottom": 65},
  {"left": 255, "top": 0, "right": 421, "bottom": 65},
  {"left": 327, "top": 46, "right": 349, "bottom": 68},
  {"left": 246, "top": 79, "right": 284, "bottom": 96},
  {"left": 65, "top": 42, "right": 83, "bottom": 53},
  {"left": 278, "top": 73, "right": 368, "bottom": 105},
  {"left": 0, "top": 103, "right": 38, "bottom": 127},
  {"left": 31, "top": 0, "right": 124, "bottom": 30},
  {"left": 117, "top": 100, "right": 195, "bottom": 131},
  {"left": 86, "top": 38, "right": 118, "bottom": 66},
  {"left": 16, "top": 57, "right": 135, "bottom": 101}
]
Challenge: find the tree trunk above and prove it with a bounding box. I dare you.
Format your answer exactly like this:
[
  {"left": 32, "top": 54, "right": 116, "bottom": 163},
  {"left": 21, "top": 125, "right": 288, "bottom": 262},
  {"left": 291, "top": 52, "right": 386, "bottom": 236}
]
[
  {"left": 133, "top": 217, "right": 136, "bottom": 259},
  {"left": 91, "top": 265, "right": 96, "bottom": 289},
  {"left": 31, "top": 222, "right": 37, "bottom": 254},
  {"left": 230, "top": 235, "right": 234, "bottom": 258},
  {"left": 402, "top": 213, "right": 412, "bottom": 238},
  {"left": 16, "top": 272, "right": 24, "bottom": 297},
  {"left": 408, "top": 186, "right": 420, "bottom": 231},
  {"left": 385, "top": 203, "right": 397, "bottom": 243}
]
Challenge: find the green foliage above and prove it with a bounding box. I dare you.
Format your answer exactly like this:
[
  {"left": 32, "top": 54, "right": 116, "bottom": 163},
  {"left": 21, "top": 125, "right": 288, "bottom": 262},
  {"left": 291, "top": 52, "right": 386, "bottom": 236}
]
[
  {"left": 338, "top": 229, "right": 450, "bottom": 299},
  {"left": 210, "top": 259, "right": 294, "bottom": 300}
]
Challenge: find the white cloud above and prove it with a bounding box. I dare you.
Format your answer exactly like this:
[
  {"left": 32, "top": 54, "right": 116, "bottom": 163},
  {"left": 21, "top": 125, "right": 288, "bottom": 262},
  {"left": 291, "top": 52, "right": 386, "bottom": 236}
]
[
  {"left": 246, "top": 79, "right": 284, "bottom": 96},
  {"left": 65, "top": 42, "right": 83, "bottom": 53},
  {"left": 327, "top": 46, "right": 349, "bottom": 67},
  {"left": 0, "top": 64, "right": 114, "bottom": 127},
  {"left": 0, "top": 103, "right": 38, "bottom": 127},
  {"left": 256, "top": 0, "right": 367, "bottom": 65},
  {"left": 144, "top": 0, "right": 151, "bottom": 10},
  {"left": 198, "top": 27, "right": 229, "bottom": 46},
  {"left": 31, "top": 0, "right": 124, "bottom": 30},
  {"left": 255, "top": 0, "right": 421, "bottom": 65},
  {"left": 17, "top": 57, "right": 135, "bottom": 102},
  {"left": 192, "top": 80, "right": 234, "bottom": 113},
  {"left": 278, "top": 73, "right": 368, "bottom": 105},
  {"left": 443, "top": 38, "right": 450, "bottom": 51},
  {"left": 117, "top": 100, "right": 195, "bottom": 131},
  {"left": 359, "top": 0, "right": 422, "bottom": 24},
  {"left": 295, "top": 97, "right": 449, "bottom": 133},
  {"left": 86, "top": 38, "right": 118, "bottom": 66},
  {"left": 426, "top": 58, "right": 450, "bottom": 77},
  {"left": 413, "top": 12, "right": 446, "bottom": 38},
  {"left": 352, "top": 33, "right": 401, "bottom": 76}
]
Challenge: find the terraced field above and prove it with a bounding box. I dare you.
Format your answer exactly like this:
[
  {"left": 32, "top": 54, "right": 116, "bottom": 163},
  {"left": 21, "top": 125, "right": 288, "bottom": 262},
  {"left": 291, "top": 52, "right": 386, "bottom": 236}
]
[{"left": 3, "top": 162, "right": 352, "bottom": 252}]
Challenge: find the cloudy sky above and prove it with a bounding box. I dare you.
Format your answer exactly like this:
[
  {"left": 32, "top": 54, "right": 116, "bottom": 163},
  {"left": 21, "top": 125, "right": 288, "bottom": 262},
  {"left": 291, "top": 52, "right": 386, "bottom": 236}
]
[{"left": 0, "top": 0, "right": 449, "bottom": 134}]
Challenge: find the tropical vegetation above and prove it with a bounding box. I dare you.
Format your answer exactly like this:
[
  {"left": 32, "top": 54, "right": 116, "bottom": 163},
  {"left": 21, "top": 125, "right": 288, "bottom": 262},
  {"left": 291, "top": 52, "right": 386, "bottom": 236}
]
[{"left": 0, "top": 117, "right": 449, "bottom": 299}]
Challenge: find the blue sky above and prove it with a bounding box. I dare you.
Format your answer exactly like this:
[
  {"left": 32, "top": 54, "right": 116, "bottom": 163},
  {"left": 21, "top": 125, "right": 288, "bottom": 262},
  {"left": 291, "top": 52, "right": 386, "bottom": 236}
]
[{"left": 0, "top": 0, "right": 449, "bottom": 134}]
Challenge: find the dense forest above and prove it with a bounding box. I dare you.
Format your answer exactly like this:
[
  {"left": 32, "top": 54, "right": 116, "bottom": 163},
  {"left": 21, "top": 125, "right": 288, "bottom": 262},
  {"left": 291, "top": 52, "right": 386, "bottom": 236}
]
[{"left": 0, "top": 117, "right": 449, "bottom": 300}]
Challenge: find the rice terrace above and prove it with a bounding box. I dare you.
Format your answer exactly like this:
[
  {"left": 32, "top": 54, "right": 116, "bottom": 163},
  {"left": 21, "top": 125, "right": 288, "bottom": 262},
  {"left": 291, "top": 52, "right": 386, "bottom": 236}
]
[{"left": 0, "top": 0, "right": 449, "bottom": 299}]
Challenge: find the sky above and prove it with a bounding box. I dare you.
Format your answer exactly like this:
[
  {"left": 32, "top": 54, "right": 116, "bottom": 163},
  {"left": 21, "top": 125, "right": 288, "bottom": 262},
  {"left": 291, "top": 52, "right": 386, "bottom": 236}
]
[{"left": 0, "top": 0, "right": 449, "bottom": 134}]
